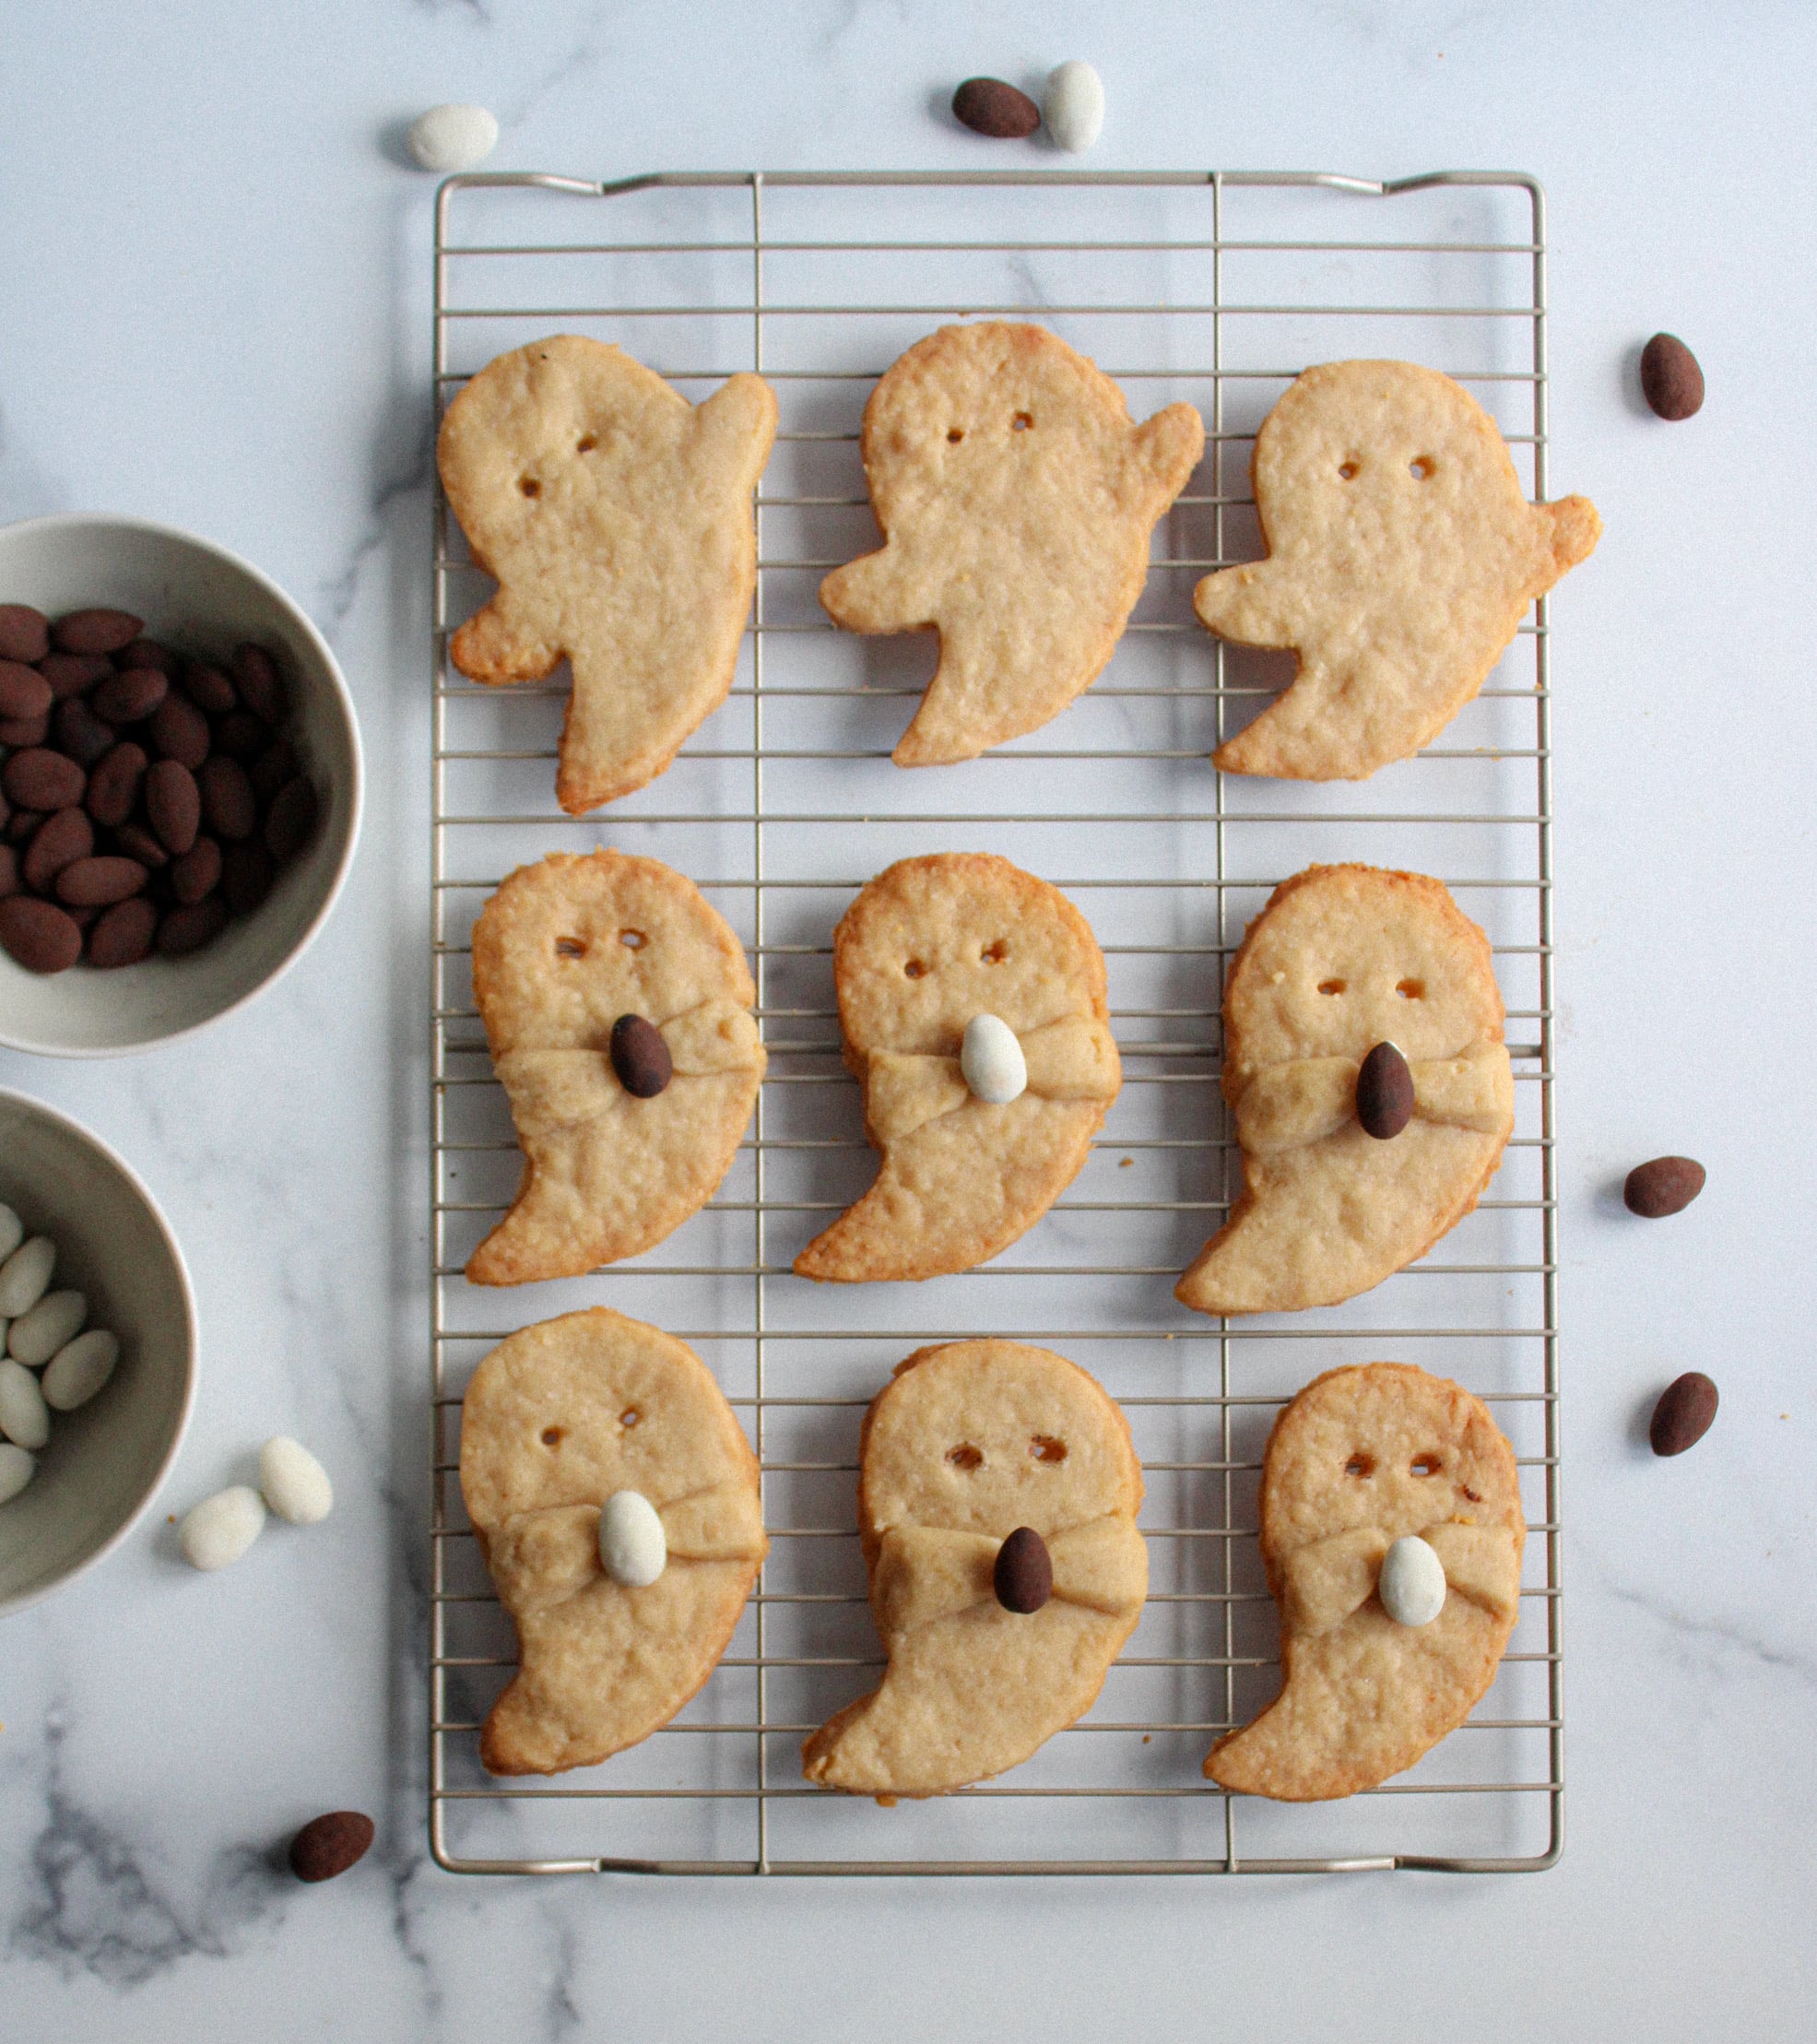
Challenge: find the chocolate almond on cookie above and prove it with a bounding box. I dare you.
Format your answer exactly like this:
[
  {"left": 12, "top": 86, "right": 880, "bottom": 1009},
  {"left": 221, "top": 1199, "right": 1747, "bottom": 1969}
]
[
  {"left": 461, "top": 1308, "right": 766, "bottom": 1776},
  {"left": 821, "top": 323, "right": 1203, "bottom": 764},
  {"left": 1197, "top": 359, "right": 1599, "bottom": 780},
  {"left": 1176, "top": 864, "right": 1514, "bottom": 1317},
  {"left": 439, "top": 336, "right": 777, "bottom": 813},
  {"left": 793, "top": 854, "right": 1121, "bottom": 1282},
  {"left": 1206, "top": 1362, "right": 1525, "bottom": 1801},
  {"left": 802, "top": 1340, "right": 1147, "bottom": 1797},
  {"left": 467, "top": 850, "right": 764, "bottom": 1286}
]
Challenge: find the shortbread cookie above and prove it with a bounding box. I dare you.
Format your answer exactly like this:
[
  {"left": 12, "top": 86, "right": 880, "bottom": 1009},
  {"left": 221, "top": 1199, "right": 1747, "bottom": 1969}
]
[
  {"left": 1196, "top": 360, "right": 1599, "bottom": 780},
  {"left": 466, "top": 851, "right": 764, "bottom": 1285},
  {"left": 1206, "top": 1362, "right": 1525, "bottom": 1800},
  {"left": 802, "top": 1340, "right": 1147, "bottom": 1796},
  {"left": 793, "top": 855, "right": 1121, "bottom": 1282},
  {"left": 821, "top": 323, "right": 1204, "bottom": 764},
  {"left": 462, "top": 1308, "right": 767, "bottom": 1776},
  {"left": 1177, "top": 864, "right": 1514, "bottom": 1316},
  {"left": 439, "top": 336, "right": 777, "bottom": 812}
]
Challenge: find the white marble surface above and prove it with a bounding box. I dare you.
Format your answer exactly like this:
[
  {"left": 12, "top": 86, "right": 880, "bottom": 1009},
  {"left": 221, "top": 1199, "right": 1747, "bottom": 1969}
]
[{"left": 1, "top": 3, "right": 1813, "bottom": 2038}]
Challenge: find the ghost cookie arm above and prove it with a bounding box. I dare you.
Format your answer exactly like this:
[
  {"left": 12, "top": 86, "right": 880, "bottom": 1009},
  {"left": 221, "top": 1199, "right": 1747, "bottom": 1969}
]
[
  {"left": 1127, "top": 401, "right": 1206, "bottom": 510},
  {"left": 860, "top": 1051, "right": 971, "bottom": 1144},
  {"left": 482, "top": 1506, "right": 603, "bottom": 1614},
  {"left": 693, "top": 372, "right": 779, "bottom": 486},
  {"left": 450, "top": 584, "right": 564, "bottom": 689},
  {"left": 820, "top": 536, "right": 942, "bottom": 635},
  {"left": 1423, "top": 1521, "right": 1523, "bottom": 1625},
  {"left": 1021, "top": 1016, "right": 1122, "bottom": 1103},
  {"left": 1276, "top": 1527, "right": 1391, "bottom": 1636},
  {"left": 1231, "top": 1057, "right": 1359, "bottom": 1154},
  {"left": 660, "top": 1001, "right": 765, "bottom": 1077},
  {"left": 1535, "top": 493, "right": 1601, "bottom": 578},
  {"left": 1192, "top": 556, "right": 1305, "bottom": 652},
  {"left": 870, "top": 1526, "right": 1000, "bottom": 1637},
  {"left": 1410, "top": 1045, "right": 1515, "bottom": 1136},
  {"left": 491, "top": 1048, "right": 621, "bottom": 1138},
  {"left": 1046, "top": 1515, "right": 1149, "bottom": 1614},
  {"left": 660, "top": 1482, "right": 769, "bottom": 1565}
]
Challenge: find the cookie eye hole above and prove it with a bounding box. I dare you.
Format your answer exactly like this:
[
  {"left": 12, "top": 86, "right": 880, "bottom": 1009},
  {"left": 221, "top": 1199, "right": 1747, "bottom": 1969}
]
[
  {"left": 554, "top": 936, "right": 586, "bottom": 958},
  {"left": 1410, "top": 456, "right": 1434, "bottom": 480},
  {"left": 1345, "top": 1453, "right": 1375, "bottom": 1478},
  {"left": 619, "top": 1406, "right": 642, "bottom": 1430},
  {"left": 1011, "top": 411, "right": 1032, "bottom": 431},
  {"left": 541, "top": 1426, "right": 563, "bottom": 1447},
  {"left": 903, "top": 959, "right": 928, "bottom": 979},
  {"left": 619, "top": 929, "right": 646, "bottom": 951},
  {"left": 519, "top": 477, "right": 542, "bottom": 499},
  {"left": 1030, "top": 1435, "right": 1067, "bottom": 1464},
  {"left": 1396, "top": 977, "right": 1424, "bottom": 1000},
  {"left": 1337, "top": 460, "right": 1359, "bottom": 481},
  {"left": 1317, "top": 978, "right": 1347, "bottom": 996},
  {"left": 947, "top": 428, "right": 964, "bottom": 444},
  {"left": 1461, "top": 1484, "right": 1482, "bottom": 1503},
  {"left": 1411, "top": 1453, "right": 1442, "bottom": 1477},
  {"left": 946, "top": 1443, "right": 983, "bottom": 1471},
  {"left": 980, "top": 939, "right": 1007, "bottom": 964},
  {"left": 575, "top": 434, "right": 597, "bottom": 454}
]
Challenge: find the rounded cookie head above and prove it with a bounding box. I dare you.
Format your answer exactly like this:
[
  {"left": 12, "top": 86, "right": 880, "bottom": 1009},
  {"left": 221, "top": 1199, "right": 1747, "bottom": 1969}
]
[
  {"left": 1258, "top": 1362, "right": 1524, "bottom": 1562},
  {"left": 1224, "top": 864, "right": 1504, "bottom": 1075},
  {"left": 858, "top": 1339, "right": 1142, "bottom": 1546},
  {"left": 460, "top": 1307, "right": 757, "bottom": 1535},
  {"left": 472, "top": 849, "right": 754, "bottom": 1055},
  {"left": 832, "top": 853, "right": 1107, "bottom": 1063}
]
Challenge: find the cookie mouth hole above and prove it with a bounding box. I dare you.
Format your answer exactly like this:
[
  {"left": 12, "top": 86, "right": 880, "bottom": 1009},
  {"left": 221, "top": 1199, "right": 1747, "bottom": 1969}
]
[
  {"left": 946, "top": 1443, "right": 983, "bottom": 1471},
  {"left": 1396, "top": 978, "right": 1425, "bottom": 999},
  {"left": 903, "top": 959, "right": 928, "bottom": 979},
  {"left": 1030, "top": 1436, "right": 1068, "bottom": 1464},
  {"left": 540, "top": 1427, "right": 563, "bottom": 1447},
  {"left": 1337, "top": 460, "right": 1359, "bottom": 480},
  {"left": 575, "top": 434, "right": 598, "bottom": 454},
  {"left": 980, "top": 939, "right": 1008, "bottom": 964},
  {"left": 619, "top": 928, "right": 646, "bottom": 950},
  {"left": 519, "top": 477, "right": 542, "bottom": 499},
  {"left": 554, "top": 937, "right": 586, "bottom": 958},
  {"left": 1410, "top": 1453, "right": 1443, "bottom": 1477},
  {"left": 1410, "top": 457, "right": 1434, "bottom": 480},
  {"left": 1011, "top": 411, "right": 1032, "bottom": 431},
  {"left": 1317, "top": 978, "right": 1347, "bottom": 996},
  {"left": 947, "top": 428, "right": 964, "bottom": 443},
  {"left": 619, "top": 1407, "right": 643, "bottom": 1430},
  {"left": 1345, "top": 1453, "right": 1375, "bottom": 1478}
]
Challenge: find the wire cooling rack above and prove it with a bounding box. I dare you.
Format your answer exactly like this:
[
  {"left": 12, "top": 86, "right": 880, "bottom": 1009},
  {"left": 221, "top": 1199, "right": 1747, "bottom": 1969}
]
[{"left": 429, "top": 169, "right": 1563, "bottom": 1876}]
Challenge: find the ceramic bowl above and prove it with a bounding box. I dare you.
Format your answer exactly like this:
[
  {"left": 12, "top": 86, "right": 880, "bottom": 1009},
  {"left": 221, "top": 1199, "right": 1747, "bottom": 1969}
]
[
  {"left": 0, "top": 1087, "right": 195, "bottom": 1614},
  {"left": 0, "top": 513, "right": 362, "bottom": 1056}
]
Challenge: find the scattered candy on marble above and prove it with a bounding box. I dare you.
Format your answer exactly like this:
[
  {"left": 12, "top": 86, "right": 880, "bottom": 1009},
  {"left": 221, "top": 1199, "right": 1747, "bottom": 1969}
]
[
  {"left": 8, "top": 1287, "right": 85, "bottom": 1367},
  {"left": 179, "top": 1484, "right": 266, "bottom": 1570},
  {"left": 1640, "top": 333, "right": 1705, "bottom": 420},
  {"left": 961, "top": 1012, "right": 1027, "bottom": 1105},
  {"left": 0, "top": 1358, "right": 50, "bottom": 1451},
  {"left": 598, "top": 1488, "right": 667, "bottom": 1588},
  {"left": 407, "top": 103, "right": 500, "bottom": 174},
  {"left": 259, "top": 1436, "right": 334, "bottom": 1526},
  {"left": 41, "top": 1329, "right": 118, "bottom": 1411},
  {"left": 1623, "top": 1154, "right": 1705, "bottom": 1217},
  {"left": 289, "top": 1810, "right": 375, "bottom": 1884},
  {"left": 0, "top": 1440, "right": 34, "bottom": 1506},
  {"left": 1650, "top": 1372, "right": 1718, "bottom": 1458},
  {"left": 951, "top": 77, "right": 1041, "bottom": 138},
  {"left": 1378, "top": 1534, "right": 1447, "bottom": 1627},
  {"left": 0, "top": 1235, "right": 54, "bottom": 1318},
  {"left": 1043, "top": 60, "right": 1103, "bottom": 153}
]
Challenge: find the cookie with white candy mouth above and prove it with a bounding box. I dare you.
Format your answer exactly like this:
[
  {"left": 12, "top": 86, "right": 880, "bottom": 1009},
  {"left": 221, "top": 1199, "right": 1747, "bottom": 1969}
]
[
  {"left": 793, "top": 854, "right": 1121, "bottom": 1283},
  {"left": 1206, "top": 1361, "right": 1525, "bottom": 1802},
  {"left": 467, "top": 850, "right": 764, "bottom": 1286},
  {"left": 802, "top": 1339, "right": 1147, "bottom": 1797},
  {"left": 1176, "top": 863, "right": 1515, "bottom": 1317},
  {"left": 461, "top": 1308, "right": 766, "bottom": 1777},
  {"left": 820, "top": 322, "right": 1204, "bottom": 765}
]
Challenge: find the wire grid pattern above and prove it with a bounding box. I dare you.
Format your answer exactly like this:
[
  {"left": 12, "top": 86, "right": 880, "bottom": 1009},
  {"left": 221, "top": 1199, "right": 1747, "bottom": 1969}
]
[{"left": 430, "top": 169, "right": 1563, "bottom": 1876}]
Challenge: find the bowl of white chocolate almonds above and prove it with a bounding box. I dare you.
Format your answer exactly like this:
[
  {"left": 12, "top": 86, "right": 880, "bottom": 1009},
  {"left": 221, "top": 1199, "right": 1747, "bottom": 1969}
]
[{"left": 0, "top": 1086, "right": 195, "bottom": 1613}]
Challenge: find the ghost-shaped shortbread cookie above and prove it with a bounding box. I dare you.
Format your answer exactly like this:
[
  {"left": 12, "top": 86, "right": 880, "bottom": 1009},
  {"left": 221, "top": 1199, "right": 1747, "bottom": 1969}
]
[
  {"left": 467, "top": 850, "right": 764, "bottom": 1285},
  {"left": 821, "top": 323, "right": 1204, "bottom": 765},
  {"left": 1176, "top": 864, "right": 1515, "bottom": 1317},
  {"left": 802, "top": 1339, "right": 1148, "bottom": 1797},
  {"left": 461, "top": 1307, "right": 767, "bottom": 1775},
  {"left": 1196, "top": 360, "right": 1599, "bottom": 780},
  {"left": 439, "top": 336, "right": 777, "bottom": 812},
  {"left": 1206, "top": 1361, "right": 1525, "bottom": 1800},
  {"left": 793, "top": 854, "right": 1121, "bottom": 1282}
]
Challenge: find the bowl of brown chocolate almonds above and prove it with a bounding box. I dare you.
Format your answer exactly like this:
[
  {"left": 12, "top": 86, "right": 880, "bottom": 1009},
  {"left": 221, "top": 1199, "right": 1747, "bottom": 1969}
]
[{"left": 0, "top": 514, "right": 362, "bottom": 1055}]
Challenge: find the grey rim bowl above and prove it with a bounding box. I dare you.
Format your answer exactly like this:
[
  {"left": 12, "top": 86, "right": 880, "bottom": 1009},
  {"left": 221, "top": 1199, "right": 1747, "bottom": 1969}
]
[
  {"left": 0, "top": 512, "right": 363, "bottom": 1057},
  {"left": 0, "top": 1086, "right": 196, "bottom": 1614}
]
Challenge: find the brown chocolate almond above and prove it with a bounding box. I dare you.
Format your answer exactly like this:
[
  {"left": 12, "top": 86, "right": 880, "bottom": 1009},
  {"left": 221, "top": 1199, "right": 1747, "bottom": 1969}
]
[
  {"left": 0, "top": 894, "right": 83, "bottom": 973},
  {"left": 231, "top": 643, "right": 288, "bottom": 725},
  {"left": 1650, "top": 1372, "right": 1717, "bottom": 1457},
  {"left": 994, "top": 1526, "right": 1053, "bottom": 1613},
  {"left": 198, "top": 754, "right": 256, "bottom": 842},
  {"left": 0, "top": 605, "right": 49, "bottom": 665},
  {"left": 1624, "top": 1155, "right": 1705, "bottom": 1218},
  {"left": 4, "top": 747, "right": 86, "bottom": 814},
  {"left": 38, "top": 651, "right": 113, "bottom": 699},
  {"left": 145, "top": 759, "right": 202, "bottom": 857},
  {"left": 288, "top": 1810, "right": 375, "bottom": 1884},
  {"left": 609, "top": 1012, "right": 672, "bottom": 1098},
  {"left": 0, "top": 659, "right": 53, "bottom": 723},
  {"left": 53, "top": 697, "right": 116, "bottom": 769},
  {"left": 263, "top": 776, "right": 318, "bottom": 864},
  {"left": 84, "top": 741, "right": 147, "bottom": 830},
  {"left": 90, "top": 665, "right": 169, "bottom": 726},
  {"left": 952, "top": 77, "right": 1041, "bottom": 137},
  {"left": 170, "top": 835, "right": 222, "bottom": 905},
  {"left": 181, "top": 663, "right": 237, "bottom": 715},
  {"left": 148, "top": 691, "right": 211, "bottom": 771},
  {"left": 1356, "top": 1041, "right": 1415, "bottom": 1140},
  {"left": 21, "top": 807, "right": 94, "bottom": 894},
  {"left": 56, "top": 855, "right": 147, "bottom": 908},
  {"left": 156, "top": 895, "right": 230, "bottom": 955},
  {"left": 1640, "top": 334, "right": 1704, "bottom": 421},
  {"left": 52, "top": 607, "right": 143, "bottom": 656},
  {"left": 87, "top": 896, "right": 158, "bottom": 970}
]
